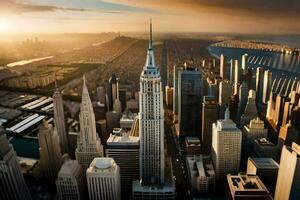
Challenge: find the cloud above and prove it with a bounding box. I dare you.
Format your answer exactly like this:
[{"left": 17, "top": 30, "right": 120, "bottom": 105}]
[
  {"left": 103, "top": 0, "right": 300, "bottom": 18},
  {"left": 0, "top": 0, "right": 88, "bottom": 14}
]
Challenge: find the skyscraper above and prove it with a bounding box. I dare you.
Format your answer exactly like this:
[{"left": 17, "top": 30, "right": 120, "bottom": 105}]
[
  {"left": 76, "top": 76, "right": 103, "bottom": 169},
  {"left": 212, "top": 108, "right": 242, "bottom": 181},
  {"left": 108, "top": 73, "right": 119, "bottom": 111},
  {"left": 236, "top": 81, "right": 249, "bottom": 127},
  {"left": 243, "top": 117, "right": 268, "bottom": 155},
  {"left": 263, "top": 70, "right": 272, "bottom": 104},
  {"left": 219, "top": 80, "right": 232, "bottom": 118},
  {"left": 138, "top": 22, "right": 164, "bottom": 185},
  {"left": 220, "top": 54, "right": 226, "bottom": 79},
  {"left": 274, "top": 143, "right": 300, "bottom": 200},
  {"left": 173, "top": 65, "right": 179, "bottom": 118},
  {"left": 178, "top": 67, "right": 203, "bottom": 137},
  {"left": 53, "top": 81, "right": 69, "bottom": 154},
  {"left": 233, "top": 59, "right": 240, "bottom": 95},
  {"left": 106, "top": 132, "right": 139, "bottom": 199},
  {"left": 240, "top": 90, "right": 258, "bottom": 129},
  {"left": 0, "top": 129, "right": 32, "bottom": 200},
  {"left": 56, "top": 159, "right": 85, "bottom": 200},
  {"left": 133, "top": 22, "right": 175, "bottom": 200},
  {"left": 38, "top": 120, "right": 63, "bottom": 179},
  {"left": 256, "top": 67, "right": 264, "bottom": 105},
  {"left": 202, "top": 96, "right": 218, "bottom": 154},
  {"left": 87, "top": 158, "right": 121, "bottom": 200}
]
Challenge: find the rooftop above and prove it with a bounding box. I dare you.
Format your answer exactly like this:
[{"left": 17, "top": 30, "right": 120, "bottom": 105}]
[
  {"left": 227, "top": 173, "right": 271, "bottom": 197},
  {"left": 248, "top": 157, "right": 279, "bottom": 169}
]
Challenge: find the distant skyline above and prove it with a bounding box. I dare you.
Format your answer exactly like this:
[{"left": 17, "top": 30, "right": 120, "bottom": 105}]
[{"left": 0, "top": 0, "right": 300, "bottom": 35}]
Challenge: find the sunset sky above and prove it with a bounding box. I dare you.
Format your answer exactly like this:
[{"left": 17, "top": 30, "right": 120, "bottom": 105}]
[{"left": 0, "top": 0, "right": 300, "bottom": 34}]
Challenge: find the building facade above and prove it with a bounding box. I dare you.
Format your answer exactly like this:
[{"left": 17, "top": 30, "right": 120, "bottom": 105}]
[
  {"left": 178, "top": 68, "right": 203, "bottom": 137},
  {"left": 138, "top": 22, "right": 165, "bottom": 185},
  {"left": 212, "top": 108, "right": 242, "bottom": 181},
  {"left": 75, "top": 76, "right": 103, "bottom": 169},
  {"left": 38, "top": 120, "right": 63, "bottom": 179},
  {"left": 274, "top": 143, "right": 300, "bottom": 200},
  {"left": 53, "top": 82, "right": 69, "bottom": 154},
  {"left": 0, "top": 131, "right": 32, "bottom": 200},
  {"left": 106, "top": 132, "right": 139, "bottom": 199},
  {"left": 56, "top": 159, "right": 85, "bottom": 200},
  {"left": 87, "top": 158, "right": 121, "bottom": 200}
]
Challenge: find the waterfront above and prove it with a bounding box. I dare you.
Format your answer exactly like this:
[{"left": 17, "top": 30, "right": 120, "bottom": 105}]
[{"left": 208, "top": 45, "right": 300, "bottom": 77}]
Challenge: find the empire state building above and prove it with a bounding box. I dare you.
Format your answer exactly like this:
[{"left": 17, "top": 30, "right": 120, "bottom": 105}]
[{"left": 139, "top": 21, "right": 165, "bottom": 185}]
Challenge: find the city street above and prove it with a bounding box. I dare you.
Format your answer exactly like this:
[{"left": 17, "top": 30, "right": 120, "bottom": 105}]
[{"left": 165, "top": 118, "right": 190, "bottom": 200}]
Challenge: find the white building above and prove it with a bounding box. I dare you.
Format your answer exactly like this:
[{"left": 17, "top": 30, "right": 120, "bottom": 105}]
[
  {"left": 86, "top": 157, "right": 121, "bottom": 200},
  {"left": 275, "top": 142, "right": 300, "bottom": 200},
  {"left": 56, "top": 159, "right": 85, "bottom": 200},
  {"left": 186, "top": 155, "right": 215, "bottom": 194},
  {"left": 76, "top": 76, "right": 103, "bottom": 169},
  {"left": 38, "top": 120, "right": 63, "bottom": 179},
  {"left": 0, "top": 130, "right": 32, "bottom": 200},
  {"left": 53, "top": 81, "right": 69, "bottom": 154},
  {"left": 106, "top": 132, "right": 139, "bottom": 198},
  {"left": 133, "top": 22, "right": 175, "bottom": 200},
  {"left": 138, "top": 22, "right": 164, "bottom": 185},
  {"left": 212, "top": 108, "right": 242, "bottom": 181}
]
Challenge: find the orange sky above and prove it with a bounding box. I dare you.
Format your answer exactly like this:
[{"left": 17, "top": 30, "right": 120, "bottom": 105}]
[{"left": 0, "top": 0, "right": 299, "bottom": 35}]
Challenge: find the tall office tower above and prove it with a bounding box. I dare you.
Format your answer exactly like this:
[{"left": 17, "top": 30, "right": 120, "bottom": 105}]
[
  {"left": 106, "top": 132, "right": 139, "bottom": 199},
  {"left": 266, "top": 92, "right": 275, "bottom": 120},
  {"left": 56, "top": 159, "right": 85, "bottom": 200},
  {"left": 246, "top": 158, "right": 279, "bottom": 194},
  {"left": 233, "top": 59, "right": 240, "bottom": 95},
  {"left": 139, "top": 22, "right": 164, "bottom": 184},
  {"left": 87, "top": 158, "right": 121, "bottom": 200},
  {"left": 96, "top": 86, "right": 106, "bottom": 106},
  {"left": 229, "top": 94, "right": 239, "bottom": 122},
  {"left": 236, "top": 81, "right": 249, "bottom": 127},
  {"left": 229, "top": 59, "right": 234, "bottom": 84},
  {"left": 202, "top": 96, "right": 219, "bottom": 154},
  {"left": 262, "top": 70, "right": 272, "bottom": 104},
  {"left": 241, "top": 53, "right": 248, "bottom": 74},
  {"left": 274, "top": 143, "right": 300, "bottom": 200},
  {"left": 243, "top": 117, "right": 268, "bottom": 155},
  {"left": 212, "top": 108, "right": 242, "bottom": 181},
  {"left": 226, "top": 173, "right": 272, "bottom": 200},
  {"left": 220, "top": 54, "right": 226, "bottom": 79},
  {"left": 219, "top": 80, "right": 232, "bottom": 118},
  {"left": 38, "top": 120, "right": 63, "bottom": 179},
  {"left": 0, "top": 130, "right": 32, "bottom": 200},
  {"left": 256, "top": 67, "right": 264, "bottom": 105},
  {"left": 53, "top": 82, "right": 69, "bottom": 154},
  {"left": 173, "top": 65, "right": 179, "bottom": 117},
  {"left": 178, "top": 68, "right": 203, "bottom": 137},
  {"left": 108, "top": 73, "right": 119, "bottom": 110},
  {"left": 278, "top": 121, "right": 300, "bottom": 150},
  {"left": 240, "top": 90, "right": 258, "bottom": 129},
  {"left": 76, "top": 76, "right": 103, "bottom": 169},
  {"left": 133, "top": 22, "right": 175, "bottom": 200},
  {"left": 253, "top": 138, "right": 279, "bottom": 160},
  {"left": 273, "top": 95, "right": 288, "bottom": 129}
]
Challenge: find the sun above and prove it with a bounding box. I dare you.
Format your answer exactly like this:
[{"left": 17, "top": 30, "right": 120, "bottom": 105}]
[{"left": 0, "top": 18, "right": 12, "bottom": 33}]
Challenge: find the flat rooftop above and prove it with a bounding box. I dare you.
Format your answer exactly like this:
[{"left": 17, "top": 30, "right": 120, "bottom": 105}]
[{"left": 248, "top": 157, "right": 279, "bottom": 169}]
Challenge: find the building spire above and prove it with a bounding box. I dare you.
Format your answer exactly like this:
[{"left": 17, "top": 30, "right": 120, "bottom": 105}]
[
  {"left": 149, "top": 19, "right": 153, "bottom": 50},
  {"left": 144, "top": 20, "right": 156, "bottom": 69}
]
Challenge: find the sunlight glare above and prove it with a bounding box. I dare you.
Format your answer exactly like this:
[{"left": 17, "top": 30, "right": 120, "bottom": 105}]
[{"left": 0, "top": 18, "right": 12, "bottom": 33}]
